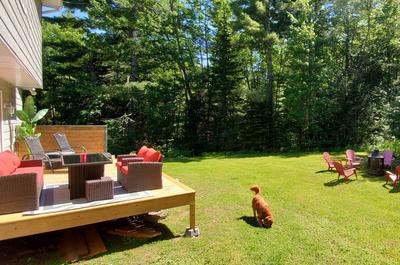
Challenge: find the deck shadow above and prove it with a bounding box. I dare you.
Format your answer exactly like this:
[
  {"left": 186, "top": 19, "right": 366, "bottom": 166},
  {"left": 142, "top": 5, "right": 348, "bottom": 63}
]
[
  {"left": 0, "top": 231, "right": 60, "bottom": 265},
  {"left": 0, "top": 221, "right": 178, "bottom": 264},
  {"left": 98, "top": 221, "right": 179, "bottom": 257}
]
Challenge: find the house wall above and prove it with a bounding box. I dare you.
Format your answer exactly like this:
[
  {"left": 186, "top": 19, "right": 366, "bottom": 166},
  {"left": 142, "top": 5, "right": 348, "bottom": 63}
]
[
  {"left": 0, "top": 80, "right": 22, "bottom": 151},
  {"left": 0, "top": 0, "right": 42, "bottom": 152},
  {"left": 0, "top": 0, "right": 42, "bottom": 88}
]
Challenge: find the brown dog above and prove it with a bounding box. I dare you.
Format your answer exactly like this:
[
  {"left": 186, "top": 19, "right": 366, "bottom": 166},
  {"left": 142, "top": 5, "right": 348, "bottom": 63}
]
[{"left": 250, "top": 185, "right": 273, "bottom": 228}]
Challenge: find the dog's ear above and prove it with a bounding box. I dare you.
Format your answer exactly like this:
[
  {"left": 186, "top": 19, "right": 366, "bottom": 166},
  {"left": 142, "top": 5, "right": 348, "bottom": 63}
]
[{"left": 250, "top": 185, "right": 260, "bottom": 194}]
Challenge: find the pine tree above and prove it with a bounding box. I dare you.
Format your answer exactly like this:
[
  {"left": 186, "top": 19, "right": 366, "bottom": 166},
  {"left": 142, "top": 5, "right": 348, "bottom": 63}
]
[{"left": 209, "top": 0, "right": 243, "bottom": 150}]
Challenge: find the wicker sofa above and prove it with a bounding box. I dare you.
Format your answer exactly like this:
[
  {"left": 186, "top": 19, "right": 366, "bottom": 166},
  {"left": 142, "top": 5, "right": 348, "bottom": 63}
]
[
  {"left": 0, "top": 151, "right": 43, "bottom": 214},
  {"left": 116, "top": 146, "right": 163, "bottom": 192}
]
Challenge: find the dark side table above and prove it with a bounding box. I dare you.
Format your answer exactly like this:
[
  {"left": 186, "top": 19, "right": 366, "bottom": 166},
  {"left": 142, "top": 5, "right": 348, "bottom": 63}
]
[{"left": 62, "top": 153, "right": 112, "bottom": 199}]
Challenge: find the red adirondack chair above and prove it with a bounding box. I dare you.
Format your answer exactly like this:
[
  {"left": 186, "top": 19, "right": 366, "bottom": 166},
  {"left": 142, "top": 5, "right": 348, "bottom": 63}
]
[
  {"left": 333, "top": 161, "right": 358, "bottom": 181},
  {"left": 323, "top": 152, "right": 335, "bottom": 171},
  {"left": 383, "top": 150, "right": 395, "bottom": 169},
  {"left": 385, "top": 165, "right": 400, "bottom": 187},
  {"left": 345, "top": 149, "right": 362, "bottom": 168}
]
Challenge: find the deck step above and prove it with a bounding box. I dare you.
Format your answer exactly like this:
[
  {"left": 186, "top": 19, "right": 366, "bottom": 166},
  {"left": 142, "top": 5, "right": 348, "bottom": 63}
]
[
  {"left": 83, "top": 225, "right": 108, "bottom": 257},
  {"left": 58, "top": 229, "right": 82, "bottom": 262},
  {"left": 58, "top": 225, "right": 107, "bottom": 262}
]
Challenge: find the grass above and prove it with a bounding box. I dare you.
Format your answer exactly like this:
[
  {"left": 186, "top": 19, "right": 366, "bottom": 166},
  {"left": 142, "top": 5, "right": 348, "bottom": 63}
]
[{"left": 12, "top": 153, "right": 400, "bottom": 264}]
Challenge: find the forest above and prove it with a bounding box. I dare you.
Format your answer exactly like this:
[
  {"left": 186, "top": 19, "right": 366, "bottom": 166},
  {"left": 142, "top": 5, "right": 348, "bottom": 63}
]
[{"left": 37, "top": 0, "right": 400, "bottom": 155}]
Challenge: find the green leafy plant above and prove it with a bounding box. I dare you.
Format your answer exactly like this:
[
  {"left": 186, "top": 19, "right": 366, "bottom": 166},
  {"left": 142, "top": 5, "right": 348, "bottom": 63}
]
[{"left": 16, "top": 96, "right": 48, "bottom": 139}]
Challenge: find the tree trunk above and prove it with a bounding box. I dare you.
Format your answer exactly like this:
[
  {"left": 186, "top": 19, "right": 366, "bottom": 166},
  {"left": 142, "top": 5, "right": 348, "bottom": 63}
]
[{"left": 266, "top": 41, "right": 274, "bottom": 112}]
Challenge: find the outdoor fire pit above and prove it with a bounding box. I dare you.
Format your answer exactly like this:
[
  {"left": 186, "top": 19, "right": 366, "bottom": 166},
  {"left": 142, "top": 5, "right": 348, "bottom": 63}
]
[{"left": 367, "top": 150, "right": 384, "bottom": 176}]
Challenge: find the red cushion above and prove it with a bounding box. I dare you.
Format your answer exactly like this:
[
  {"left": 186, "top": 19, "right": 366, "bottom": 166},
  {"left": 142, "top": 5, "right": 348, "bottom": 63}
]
[
  {"left": 115, "top": 161, "right": 122, "bottom": 169},
  {"left": 13, "top": 166, "right": 43, "bottom": 191},
  {"left": 120, "top": 166, "right": 129, "bottom": 176},
  {"left": 144, "top": 148, "right": 161, "bottom": 162},
  {"left": 137, "top": 146, "right": 149, "bottom": 157},
  {"left": 0, "top": 152, "right": 16, "bottom": 176},
  {"left": 4, "top": 150, "right": 21, "bottom": 168}
]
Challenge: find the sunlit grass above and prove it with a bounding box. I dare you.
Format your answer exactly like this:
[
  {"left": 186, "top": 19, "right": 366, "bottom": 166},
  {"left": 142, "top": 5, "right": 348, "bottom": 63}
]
[{"left": 21, "top": 153, "right": 400, "bottom": 264}]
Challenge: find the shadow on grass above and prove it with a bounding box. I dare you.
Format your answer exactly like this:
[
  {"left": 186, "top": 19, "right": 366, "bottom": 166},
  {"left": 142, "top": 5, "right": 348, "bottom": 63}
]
[
  {"left": 382, "top": 183, "right": 400, "bottom": 193},
  {"left": 165, "top": 151, "right": 329, "bottom": 163},
  {"left": 2, "top": 222, "right": 178, "bottom": 265},
  {"left": 324, "top": 178, "right": 356, "bottom": 187},
  {"left": 98, "top": 222, "right": 179, "bottom": 259},
  {"left": 0, "top": 231, "right": 60, "bottom": 265},
  {"left": 237, "top": 215, "right": 269, "bottom": 228},
  {"left": 315, "top": 169, "right": 336, "bottom": 174}
]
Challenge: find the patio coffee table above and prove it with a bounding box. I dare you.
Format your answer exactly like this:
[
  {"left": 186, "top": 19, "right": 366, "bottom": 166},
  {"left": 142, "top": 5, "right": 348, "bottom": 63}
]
[{"left": 62, "top": 153, "right": 112, "bottom": 199}]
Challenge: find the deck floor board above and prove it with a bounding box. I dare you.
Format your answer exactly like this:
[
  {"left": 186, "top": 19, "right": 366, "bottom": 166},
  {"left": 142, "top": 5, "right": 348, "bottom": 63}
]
[{"left": 0, "top": 159, "right": 196, "bottom": 241}]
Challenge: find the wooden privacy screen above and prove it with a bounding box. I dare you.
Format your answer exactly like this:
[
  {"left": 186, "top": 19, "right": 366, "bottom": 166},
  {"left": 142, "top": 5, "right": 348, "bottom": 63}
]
[{"left": 16, "top": 125, "right": 107, "bottom": 158}]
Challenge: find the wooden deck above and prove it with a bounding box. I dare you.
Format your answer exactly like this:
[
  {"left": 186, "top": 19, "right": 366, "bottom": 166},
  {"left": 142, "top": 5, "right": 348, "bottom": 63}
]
[{"left": 0, "top": 160, "right": 196, "bottom": 241}]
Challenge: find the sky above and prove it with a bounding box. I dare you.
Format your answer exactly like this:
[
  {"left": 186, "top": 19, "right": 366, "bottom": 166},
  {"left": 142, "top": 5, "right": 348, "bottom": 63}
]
[
  {"left": 43, "top": 7, "right": 106, "bottom": 34},
  {"left": 43, "top": 7, "right": 88, "bottom": 18}
]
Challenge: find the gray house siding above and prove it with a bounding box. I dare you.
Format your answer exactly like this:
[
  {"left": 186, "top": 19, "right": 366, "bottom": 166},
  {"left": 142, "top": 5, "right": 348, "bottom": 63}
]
[
  {"left": 0, "top": 0, "right": 42, "bottom": 151},
  {"left": 0, "top": 0, "right": 42, "bottom": 88},
  {"left": 0, "top": 80, "right": 21, "bottom": 151}
]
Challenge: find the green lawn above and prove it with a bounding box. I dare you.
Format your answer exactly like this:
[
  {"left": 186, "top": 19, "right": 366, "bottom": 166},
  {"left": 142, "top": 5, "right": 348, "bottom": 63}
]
[{"left": 17, "top": 153, "right": 400, "bottom": 264}]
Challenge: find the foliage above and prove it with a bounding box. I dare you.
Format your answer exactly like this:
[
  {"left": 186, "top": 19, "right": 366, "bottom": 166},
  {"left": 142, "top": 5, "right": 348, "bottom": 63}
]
[
  {"left": 39, "top": 0, "right": 400, "bottom": 154},
  {"left": 16, "top": 96, "right": 48, "bottom": 139}
]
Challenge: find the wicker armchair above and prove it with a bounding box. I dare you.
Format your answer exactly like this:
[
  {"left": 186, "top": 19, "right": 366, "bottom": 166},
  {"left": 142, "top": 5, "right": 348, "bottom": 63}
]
[
  {"left": 117, "top": 161, "right": 163, "bottom": 193},
  {"left": 0, "top": 159, "right": 43, "bottom": 214},
  {"left": 116, "top": 147, "right": 163, "bottom": 192}
]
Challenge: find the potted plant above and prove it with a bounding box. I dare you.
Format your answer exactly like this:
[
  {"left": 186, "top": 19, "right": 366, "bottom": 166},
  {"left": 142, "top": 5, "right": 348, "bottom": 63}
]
[{"left": 16, "top": 96, "right": 48, "bottom": 153}]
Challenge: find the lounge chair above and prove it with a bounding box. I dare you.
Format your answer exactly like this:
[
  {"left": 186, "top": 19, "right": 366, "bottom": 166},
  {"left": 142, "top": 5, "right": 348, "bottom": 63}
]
[
  {"left": 53, "top": 132, "right": 84, "bottom": 155},
  {"left": 345, "top": 149, "right": 362, "bottom": 168},
  {"left": 23, "top": 136, "right": 62, "bottom": 170},
  {"left": 333, "top": 161, "right": 358, "bottom": 181},
  {"left": 322, "top": 152, "right": 335, "bottom": 171},
  {"left": 383, "top": 150, "right": 395, "bottom": 169},
  {"left": 385, "top": 166, "right": 400, "bottom": 187}
]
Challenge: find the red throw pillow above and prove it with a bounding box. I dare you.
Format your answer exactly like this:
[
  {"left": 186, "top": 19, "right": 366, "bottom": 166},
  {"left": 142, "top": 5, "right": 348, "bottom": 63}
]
[
  {"left": 0, "top": 152, "right": 16, "bottom": 176},
  {"left": 4, "top": 150, "right": 21, "bottom": 168},
  {"left": 144, "top": 148, "right": 161, "bottom": 162},
  {"left": 137, "top": 146, "right": 149, "bottom": 157}
]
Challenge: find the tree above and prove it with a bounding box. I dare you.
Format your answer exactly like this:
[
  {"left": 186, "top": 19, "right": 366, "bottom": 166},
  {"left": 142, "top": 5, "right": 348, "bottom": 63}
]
[{"left": 208, "top": 0, "right": 243, "bottom": 150}]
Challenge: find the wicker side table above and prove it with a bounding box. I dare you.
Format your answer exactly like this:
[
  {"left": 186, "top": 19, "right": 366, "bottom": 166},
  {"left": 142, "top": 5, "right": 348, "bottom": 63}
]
[{"left": 85, "top": 177, "right": 114, "bottom": 202}]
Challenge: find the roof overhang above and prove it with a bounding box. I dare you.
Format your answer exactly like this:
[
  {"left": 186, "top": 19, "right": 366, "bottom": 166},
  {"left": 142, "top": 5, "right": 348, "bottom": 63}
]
[
  {"left": 0, "top": 39, "right": 42, "bottom": 89},
  {"left": 42, "top": 0, "right": 63, "bottom": 14}
]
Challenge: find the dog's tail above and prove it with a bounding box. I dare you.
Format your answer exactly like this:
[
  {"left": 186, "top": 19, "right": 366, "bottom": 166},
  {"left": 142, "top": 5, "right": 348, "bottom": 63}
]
[{"left": 250, "top": 185, "right": 261, "bottom": 195}]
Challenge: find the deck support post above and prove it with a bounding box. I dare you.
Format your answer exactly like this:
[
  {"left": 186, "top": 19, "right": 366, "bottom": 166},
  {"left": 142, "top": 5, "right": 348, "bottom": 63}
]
[{"left": 185, "top": 200, "right": 200, "bottom": 237}]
